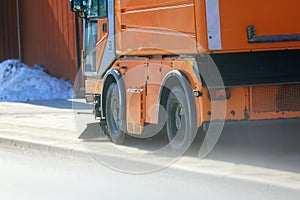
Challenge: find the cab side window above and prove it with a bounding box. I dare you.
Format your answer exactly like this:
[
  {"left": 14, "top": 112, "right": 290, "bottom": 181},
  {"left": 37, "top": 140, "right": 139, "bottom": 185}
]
[
  {"left": 99, "top": 0, "right": 107, "bottom": 18},
  {"left": 86, "top": 0, "right": 107, "bottom": 18}
]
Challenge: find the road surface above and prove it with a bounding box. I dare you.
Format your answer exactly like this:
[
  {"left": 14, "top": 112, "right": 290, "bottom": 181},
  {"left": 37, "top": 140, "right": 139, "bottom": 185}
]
[
  {"left": 0, "top": 100, "right": 300, "bottom": 199},
  {"left": 0, "top": 148, "right": 299, "bottom": 200}
]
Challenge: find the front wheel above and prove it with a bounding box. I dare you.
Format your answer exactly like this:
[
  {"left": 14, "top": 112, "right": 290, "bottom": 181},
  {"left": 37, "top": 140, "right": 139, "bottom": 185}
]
[
  {"left": 166, "top": 86, "right": 196, "bottom": 151},
  {"left": 105, "top": 83, "right": 125, "bottom": 144}
]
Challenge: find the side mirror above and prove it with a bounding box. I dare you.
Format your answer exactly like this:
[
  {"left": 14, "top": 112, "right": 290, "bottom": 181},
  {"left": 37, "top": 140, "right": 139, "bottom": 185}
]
[{"left": 70, "top": 0, "right": 86, "bottom": 13}]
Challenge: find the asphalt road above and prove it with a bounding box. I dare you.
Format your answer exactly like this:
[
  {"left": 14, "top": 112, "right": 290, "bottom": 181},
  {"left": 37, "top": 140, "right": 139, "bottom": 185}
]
[
  {"left": 0, "top": 148, "right": 299, "bottom": 200},
  {"left": 0, "top": 99, "right": 300, "bottom": 199}
]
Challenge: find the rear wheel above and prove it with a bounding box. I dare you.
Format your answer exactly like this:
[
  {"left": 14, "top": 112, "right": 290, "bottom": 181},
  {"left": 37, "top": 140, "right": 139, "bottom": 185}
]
[
  {"left": 105, "top": 83, "right": 125, "bottom": 144},
  {"left": 166, "top": 86, "right": 195, "bottom": 151}
]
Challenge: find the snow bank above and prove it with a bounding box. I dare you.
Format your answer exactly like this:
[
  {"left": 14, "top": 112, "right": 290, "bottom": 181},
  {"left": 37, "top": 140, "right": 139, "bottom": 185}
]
[{"left": 0, "top": 60, "right": 74, "bottom": 102}]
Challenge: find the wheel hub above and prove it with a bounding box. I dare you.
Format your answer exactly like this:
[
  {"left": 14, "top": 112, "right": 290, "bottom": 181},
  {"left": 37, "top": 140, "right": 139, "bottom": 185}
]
[
  {"left": 111, "top": 93, "right": 120, "bottom": 129},
  {"left": 175, "top": 104, "right": 183, "bottom": 130}
]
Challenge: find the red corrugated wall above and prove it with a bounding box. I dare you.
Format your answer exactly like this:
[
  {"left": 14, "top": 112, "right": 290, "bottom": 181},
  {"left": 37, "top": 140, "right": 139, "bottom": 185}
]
[
  {"left": 0, "top": 0, "right": 81, "bottom": 83},
  {"left": 0, "top": 0, "right": 19, "bottom": 61},
  {"left": 19, "top": 0, "right": 80, "bottom": 82}
]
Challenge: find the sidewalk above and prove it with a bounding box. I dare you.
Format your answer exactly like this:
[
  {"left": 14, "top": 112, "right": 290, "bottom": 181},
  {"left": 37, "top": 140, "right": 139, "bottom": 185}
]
[
  {"left": 0, "top": 99, "right": 300, "bottom": 190},
  {"left": 0, "top": 100, "right": 88, "bottom": 157}
]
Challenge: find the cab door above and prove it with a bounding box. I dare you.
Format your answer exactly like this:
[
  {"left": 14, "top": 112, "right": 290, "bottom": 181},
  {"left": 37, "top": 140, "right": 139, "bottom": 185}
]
[{"left": 84, "top": 0, "right": 115, "bottom": 75}]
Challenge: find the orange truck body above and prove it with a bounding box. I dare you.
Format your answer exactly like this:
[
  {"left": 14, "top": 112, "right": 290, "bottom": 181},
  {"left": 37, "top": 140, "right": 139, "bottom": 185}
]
[
  {"left": 117, "top": 0, "right": 300, "bottom": 54},
  {"left": 78, "top": 0, "right": 300, "bottom": 136}
]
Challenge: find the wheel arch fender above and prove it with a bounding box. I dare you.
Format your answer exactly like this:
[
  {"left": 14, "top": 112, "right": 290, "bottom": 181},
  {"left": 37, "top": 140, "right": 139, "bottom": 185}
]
[
  {"left": 158, "top": 70, "right": 198, "bottom": 129},
  {"left": 101, "top": 69, "right": 127, "bottom": 132}
]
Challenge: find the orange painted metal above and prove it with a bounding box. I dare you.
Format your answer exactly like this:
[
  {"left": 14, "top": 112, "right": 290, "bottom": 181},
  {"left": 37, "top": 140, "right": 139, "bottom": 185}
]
[
  {"left": 120, "top": 0, "right": 194, "bottom": 11},
  {"left": 201, "top": 84, "right": 300, "bottom": 123},
  {"left": 117, "top": 59, "right": 148, "bottom": 134},
  {"left": 250, "top": 111, "right": 300, "bottom": 121},
  {"left": 116, "top": 0, "right": 300, "bottom": 55},
  {"left": 215, "top": 0, "right": 300, "bottom": 53},
  {"left": 85, "top": 78, "right": 103, "bottom": 94},
  {"left": 121, "top": 3, "right": 195, "bottom": 34},
  {"left": 248, "top": 85, "right": 300, "bottom": 120},
  {"left": 116, "top": 57, "right": 204, "bottom": 131},
  {"left": 115, "top": 0, "right": 197, "bottom": 55},
  {"left": 96, "top": 18, "right": 108, "bottom": 73},
  {"left": 201, "top": 87, "right": 248, "bottom": 122},
  {"left": 144, "top": 60, "right": 164, "bottom": 124},
  {"left": 126, "top": 89, "right": 146, "bottom": 134},
  {"left": 194, "top": 0, "right": 208, "bottom": 52}
]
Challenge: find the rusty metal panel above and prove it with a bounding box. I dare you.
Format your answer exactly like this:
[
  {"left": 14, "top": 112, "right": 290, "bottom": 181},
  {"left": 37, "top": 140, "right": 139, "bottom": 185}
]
[
  {"left": 19, "top": 0, "right": 81, "bottom": 82},
  {"left": 0, "top": 0, "right": 19, "bottom": 61}
]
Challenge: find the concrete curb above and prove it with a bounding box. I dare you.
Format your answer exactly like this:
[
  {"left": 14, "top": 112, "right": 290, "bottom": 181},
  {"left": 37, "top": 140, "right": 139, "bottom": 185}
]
[{"left": 0, "top": 136, "right": 90, "bottom": 161}]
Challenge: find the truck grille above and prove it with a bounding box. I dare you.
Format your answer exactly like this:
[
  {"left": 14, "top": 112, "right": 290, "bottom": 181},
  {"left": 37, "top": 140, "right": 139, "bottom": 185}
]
[{"left": 252, "top": 84, "right": 300, "bottom": 113}]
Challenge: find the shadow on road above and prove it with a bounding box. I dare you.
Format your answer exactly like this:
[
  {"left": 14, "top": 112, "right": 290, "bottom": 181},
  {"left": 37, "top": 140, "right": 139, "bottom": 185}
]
[
  {"left": 27, "top": 99, "right": 92, "bottom": 110},
  {"left": 79, "top": 118, "right": 300, "bottom": 173},
  {"left": 197, "top": 119, "right": 300, "bottom": 173},
  {"left": 79, "top": 122, "right": 107, "bottom": 140}
]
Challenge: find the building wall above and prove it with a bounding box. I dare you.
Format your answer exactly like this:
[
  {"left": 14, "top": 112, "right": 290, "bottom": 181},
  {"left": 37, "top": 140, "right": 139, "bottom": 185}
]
[
  {"left": 0, "top": 0, "right": 81, "bottom": 83},
  {"left": 0, "top": 0, "right": 19, "bottom": 61}
]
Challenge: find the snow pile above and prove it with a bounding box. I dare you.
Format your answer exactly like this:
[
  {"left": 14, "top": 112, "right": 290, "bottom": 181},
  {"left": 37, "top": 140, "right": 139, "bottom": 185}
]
[{"left": 0, "top": 60, "right": 74, "bottom": 102}]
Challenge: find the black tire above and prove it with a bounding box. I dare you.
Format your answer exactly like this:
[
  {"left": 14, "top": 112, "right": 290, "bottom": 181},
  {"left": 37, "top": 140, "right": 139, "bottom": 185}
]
[
  {"left": 105, "top": 83, "right": 125, "bottom": 144},
  {"left": 166, "top": 86, "right": 195, "bottom": 151}
]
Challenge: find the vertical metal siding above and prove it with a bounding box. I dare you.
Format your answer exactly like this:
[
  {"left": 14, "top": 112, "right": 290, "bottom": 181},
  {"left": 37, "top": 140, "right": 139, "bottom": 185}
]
[
  {"left": 19, "top": 0, "right": 81, "bottom": 82},
  {"left": 0, "top": 0, "right": 19, "bottom": 61}
]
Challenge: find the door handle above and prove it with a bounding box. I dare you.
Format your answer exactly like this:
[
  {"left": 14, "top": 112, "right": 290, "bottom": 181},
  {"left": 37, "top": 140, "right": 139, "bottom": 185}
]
[
  {"left": 247, "top": 25, "right": 300, "bottom": 43},
  {"left": 102, "top": 23, "right": 107, "bottom": 33}
]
